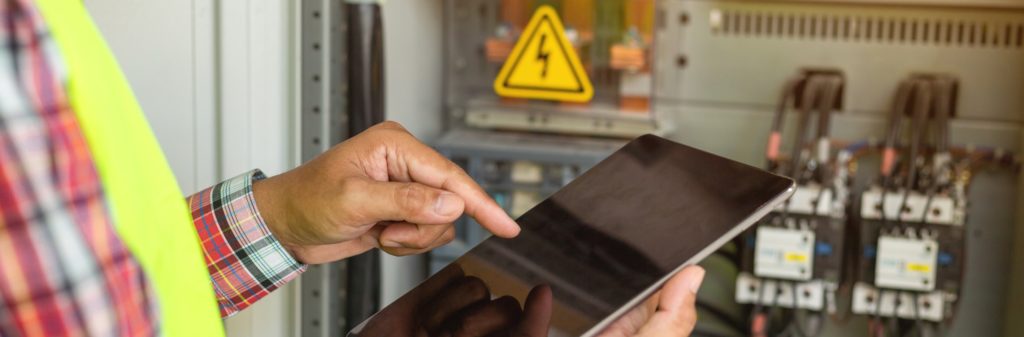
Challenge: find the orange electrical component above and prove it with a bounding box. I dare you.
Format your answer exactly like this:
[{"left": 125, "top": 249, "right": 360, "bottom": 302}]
[
  {"left": 610, "top": 45, "right": 646, "bottom": 71},
  {"left": 485, "top": 38, "right": 514, "bottom": 63}
]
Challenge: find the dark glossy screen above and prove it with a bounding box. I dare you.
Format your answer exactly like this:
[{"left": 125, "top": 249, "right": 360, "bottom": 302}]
[{"left": 351, "top": 135, "right": 793, "bottom": 337}]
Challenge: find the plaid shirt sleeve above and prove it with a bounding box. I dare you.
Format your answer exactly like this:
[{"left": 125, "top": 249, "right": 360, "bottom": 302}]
[
  {"left": 187, "top": 169, "right": 306, "bottom": 318},
  {"left": 0, "top": 1, "right": 161, "bottom": 336}
]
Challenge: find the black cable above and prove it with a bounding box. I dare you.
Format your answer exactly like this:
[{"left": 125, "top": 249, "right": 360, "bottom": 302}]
[
  {"left": 881, "top": 80, "right": 915, "bottom": 180},
  {"left": 767, "top": 76, "right": 808, "bottom": 170},
  {"left": 789, "top": 77, "right": 826, "bottom": 180},
  {"left": 813, "top": 76, "right": 843, "bottom": 186},
  {"left": 872, "top": 289, "right": 888, "bottom": 337},
  {"left": 896, "top": 80, "right": 932, "bottom": 227},
  {"left": 879, "top": 80, "right": 916, "bottom": 229},
  {"left": 752, "top": 278, "right": 771, "bottom": 333}
]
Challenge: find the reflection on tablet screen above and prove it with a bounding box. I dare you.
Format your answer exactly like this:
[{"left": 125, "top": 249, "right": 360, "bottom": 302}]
[{"left": 351, "top": 135, "right": 793, "bottom": 336}]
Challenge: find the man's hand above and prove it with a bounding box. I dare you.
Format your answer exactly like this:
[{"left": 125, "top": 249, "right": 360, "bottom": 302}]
[
  {"left": 599, "top": 266, "right": 706, "bottom": 337},
  {"left": 252, "top": 121, "right": 519, "bottom": 264}
]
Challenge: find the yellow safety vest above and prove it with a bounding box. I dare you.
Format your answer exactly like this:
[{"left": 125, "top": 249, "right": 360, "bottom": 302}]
[{"left": 35, "top": 1, "right": 225, "bottom": 336}]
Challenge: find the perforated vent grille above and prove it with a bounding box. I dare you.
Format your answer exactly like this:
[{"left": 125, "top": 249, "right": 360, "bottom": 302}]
[{"left": 710, "top": 10, "right": 1024, "bottom": 48}]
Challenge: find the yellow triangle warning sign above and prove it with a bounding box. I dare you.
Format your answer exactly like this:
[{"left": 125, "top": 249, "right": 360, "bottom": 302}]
[{"left": 494, "top": 5, "right": 594, "bottom": 102}]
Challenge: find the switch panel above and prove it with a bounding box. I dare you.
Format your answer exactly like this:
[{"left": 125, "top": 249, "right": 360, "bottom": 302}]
[
  {"left": 875, "top": 236, "right": 939, "bottom": 292},
  {"left": 736, "top": 273, "right": 825, "bottom": 310},
  {"left": 852, "top": 283, "right": 944, "bottom": 322},
  {"left": 755, "top": 226, "right": 815, "bottom": 281}
]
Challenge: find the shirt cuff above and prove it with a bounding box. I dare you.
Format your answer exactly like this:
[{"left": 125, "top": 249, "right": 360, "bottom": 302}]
[{"left": 188, "top": 169, "right": 306, "bottom": 318}]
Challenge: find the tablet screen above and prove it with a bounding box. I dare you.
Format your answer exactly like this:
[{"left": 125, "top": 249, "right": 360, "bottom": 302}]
[{"left": 351, "top": 135, "right": 794, "bottom": 336}]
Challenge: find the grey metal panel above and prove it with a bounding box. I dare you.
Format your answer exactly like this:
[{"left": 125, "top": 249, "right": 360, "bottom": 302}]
[
  {"left": 665, "top": 0, "right": 1024, "bottom": 123},
  {"left": 300, "top": 0, "right": 348, "bottom": 336}
]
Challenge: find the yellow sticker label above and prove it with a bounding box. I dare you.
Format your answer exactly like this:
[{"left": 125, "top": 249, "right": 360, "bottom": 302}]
[
  {"left": 785, "top": 253, "right": 808, "bottom": 262},
  {"left": 907, "top": 263, "right": 932, "bottom": 272},
  {"left": 493, "top": 5, "right": 594, "bottom": 102}
]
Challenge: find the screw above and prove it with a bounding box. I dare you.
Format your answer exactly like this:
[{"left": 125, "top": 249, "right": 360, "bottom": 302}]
[
  {"left": 676, "top": 55, "right": 688, "bottom": 67},
  {"left": 932, "top": 208, "right": 942, "bottom": 216},
  {"left": 680, "top": 12, "right": 690, "bottom": 25}
]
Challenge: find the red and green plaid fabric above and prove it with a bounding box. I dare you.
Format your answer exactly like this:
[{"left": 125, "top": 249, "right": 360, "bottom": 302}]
[
  {"left": 0, "top": 0, "right": 305, "bottom": 335},
  {"left": 189, "top": 170, "right": 306, "bottom": 317}
]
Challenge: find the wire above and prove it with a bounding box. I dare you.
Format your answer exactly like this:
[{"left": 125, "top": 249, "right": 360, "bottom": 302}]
[
  {"left": 767, "top": 76, "right": 808, "bottom": 169},
  {"left": 895, "top": 79, "right": 933, "bottom": 232},
  {"left": 813, "top": 76, "right": 843, "bottom": 186},
  {"left": 881, "top": 80, "right": 916, "bottom": 183},
  {"left": 789, "top": 76, "right": 826, "bottom": 179}
]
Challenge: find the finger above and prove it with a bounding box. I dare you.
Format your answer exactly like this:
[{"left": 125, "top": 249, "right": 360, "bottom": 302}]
[
  {"left": 635, "top": 266, "right": 705, "bottom": 337},
  {"left": 385, "top": 131, "right": 519, "bottom": 238},
  {"left": 511, "top": 285, "right": 552, "bottom": 337},
  {"left": 346, "top": 179, "right": 466, "bottom": 225},
  {"left": 380, "top": 224, "right": 456, "bottom": 256},
  {"left": 597, "top": 291, "right": 658, "bottom": 337},
  {"left": 421, "top": 276, "right": 491, "bottom": 334},
  {"left": 448, "top": 296, "right": 523, "bottom": 337}
]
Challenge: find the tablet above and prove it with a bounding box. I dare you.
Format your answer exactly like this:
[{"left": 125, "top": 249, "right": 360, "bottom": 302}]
[{"left": 350, "top": 134, "right": 795, "bottom": 337}]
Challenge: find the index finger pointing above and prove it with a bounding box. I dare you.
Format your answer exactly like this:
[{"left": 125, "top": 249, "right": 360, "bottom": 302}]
[
  {"left": 393, "top": 135, "right": 520, "bottom": 238},
  {"left": 437, "top": 171, "right": 520, "bottom": 238}
]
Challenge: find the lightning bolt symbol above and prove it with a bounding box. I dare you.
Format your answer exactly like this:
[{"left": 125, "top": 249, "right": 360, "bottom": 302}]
[{"left": 536, "top": 35, "right": 550, "bottom": 78}]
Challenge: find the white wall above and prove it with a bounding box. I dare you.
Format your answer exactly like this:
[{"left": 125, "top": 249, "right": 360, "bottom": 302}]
[
  {"left": 84, "top": 1, "right": 216, "bottom": 192},
  {"left": 379, "top": 0, "right": 447, "bottom": 306},
  {"left": 85, "top": 1, "right": 301, "bottom": 336},
  {"left": 383, "top": 0, "right": 445, "bottom": 140}
]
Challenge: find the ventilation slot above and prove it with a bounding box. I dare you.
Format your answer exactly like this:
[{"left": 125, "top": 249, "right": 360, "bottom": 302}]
[{"left": 711, "top": 10, "right": 1024, "bottom": 48}]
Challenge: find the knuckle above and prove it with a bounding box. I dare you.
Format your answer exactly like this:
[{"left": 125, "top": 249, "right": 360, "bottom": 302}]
[
  {"left": 395, "top": 184, "right": 432, "bottom": 217},
  {"left": 377, "top": 120, "right": 405, "bottom": 130}
]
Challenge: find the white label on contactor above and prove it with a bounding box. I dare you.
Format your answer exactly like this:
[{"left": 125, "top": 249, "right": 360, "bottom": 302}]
[
  {"left": 875, "top": 236, "right": 938, "bottom": 291},
  {"left": 754, "top": 227, "right": 815, "bottom": 281}
]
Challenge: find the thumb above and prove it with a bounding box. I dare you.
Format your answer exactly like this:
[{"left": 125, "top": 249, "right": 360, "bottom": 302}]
[
  {"left": 636, "top": 266, "right": 705, "bottom": 337},
  {"left": 345, "top": 178, "right": 466, "bottom": 225}
]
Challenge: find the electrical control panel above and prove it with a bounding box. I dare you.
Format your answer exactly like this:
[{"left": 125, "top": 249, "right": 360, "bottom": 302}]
[{"left": 428, "top": 1, "right": 1024, "bottom": 336}]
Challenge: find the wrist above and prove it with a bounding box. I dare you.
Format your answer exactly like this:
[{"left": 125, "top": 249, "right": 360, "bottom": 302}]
[{"left": 252, "top": 174, "right": 298, "bottom": 255}]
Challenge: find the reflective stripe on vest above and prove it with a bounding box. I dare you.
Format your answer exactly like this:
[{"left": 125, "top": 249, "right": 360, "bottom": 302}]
[{"left": 34, "top": 2, "right": 224, "bottom": 336}]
